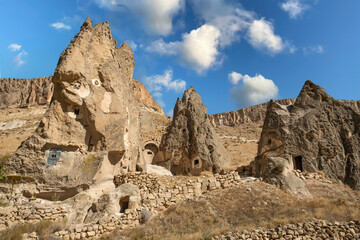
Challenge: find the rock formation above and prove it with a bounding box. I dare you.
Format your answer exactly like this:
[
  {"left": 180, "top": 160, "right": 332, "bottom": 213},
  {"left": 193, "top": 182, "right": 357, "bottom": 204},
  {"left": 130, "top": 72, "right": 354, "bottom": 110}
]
[
  {"left": 209, "top": 99, "right": 295, "bottom": 127},
  {"left": 0, "top": 77, "right": 53, "bottom": 108},
  {"left": 154, "top": 87, "right": 230, "bottom": 175},
  {"left": 132, "top": 79, "right": 164, "bottom": 114},
  {"left": 255, "top": 80, "right": 360, "bottom": 190},
  {"left": 0, "top": 76, "right": 164, "bottom": 114},
  {"left": 5, "top": 18, "right": 146, "bottom": 190}
]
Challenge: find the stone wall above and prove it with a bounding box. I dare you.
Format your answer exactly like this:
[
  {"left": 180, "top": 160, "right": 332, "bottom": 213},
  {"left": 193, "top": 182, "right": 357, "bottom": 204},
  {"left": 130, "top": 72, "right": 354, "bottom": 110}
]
[
  {"left": 212, "top": 220, "right": 360, "bottom": 240},
  {"left": 114, "top": 171, "right": 242, "bottom": 210},
  {"left": 0, "top": 204, "right": 67, "bottom": 230}
]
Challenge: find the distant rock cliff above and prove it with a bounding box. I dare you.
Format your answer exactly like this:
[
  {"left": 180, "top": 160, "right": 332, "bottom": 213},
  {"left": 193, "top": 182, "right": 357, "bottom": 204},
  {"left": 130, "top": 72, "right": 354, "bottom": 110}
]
[
  {"left": 209, "top": 99, "right": 295, "bottom": 127},
  {"left": 0, "top": 77, "right": 53, "bottom": 108},
  {"left": 0, "top": 76, "right": 164, "bottom": 114}
]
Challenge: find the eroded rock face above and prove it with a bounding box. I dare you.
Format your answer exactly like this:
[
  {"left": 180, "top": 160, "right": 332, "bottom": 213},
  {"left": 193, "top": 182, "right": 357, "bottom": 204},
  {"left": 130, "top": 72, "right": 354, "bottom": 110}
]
[
  {"left": 255, "top": 80, "right": 360, "bottom": 190},
  {"left": 6, "top": 18, "right": 145, "bottom": 188},
  {"left": 154, "top": 87, "right": 230, "bottom": 175},
  {"left": 0, "top": 77, "right": 53, "bottom": 108}
]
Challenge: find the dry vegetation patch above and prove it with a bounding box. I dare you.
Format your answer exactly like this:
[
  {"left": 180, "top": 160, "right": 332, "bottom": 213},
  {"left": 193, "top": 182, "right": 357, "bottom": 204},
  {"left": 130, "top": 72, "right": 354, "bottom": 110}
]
[{"left": 103, "top": 180, "right": 360, "bottom": 240}]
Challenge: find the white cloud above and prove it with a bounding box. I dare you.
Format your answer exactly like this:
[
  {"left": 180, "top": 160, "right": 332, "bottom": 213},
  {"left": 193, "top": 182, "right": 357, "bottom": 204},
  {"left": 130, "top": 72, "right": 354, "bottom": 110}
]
[
  {"left": 229, "top": 73, "right": 279, "bottom": 108},
  {"left": 14, "top": 51, "right": 28, "bottom": 67},
  {"left": 303, "top": 45, "right": 324, "bottom": 55},
  {"left": 95, "top": 0, "right": 184, "bottom": 36},
  {"left": 146, "top": 24, "right": 221, "bottom": 74},
  {"left": 8, "top": 43, "right": 21, "bottom": 52},
  {"left": 281, "top": 0, "right": 309, "bottom": 19},
  {"left": 247, "top": 19, "right": 285, "bottom": 55},
  {"left": 127, "top": 40, "right": 137, "bottom": 51},
  {"left": 147, "top": 0, "right": 290, "bottom": 73},
  {"left": 144, "top": 69, "right": 186, "bottom": 93},
  {"left": 180, "top": 24, "right": 221, "bottom": 73},
  {"left": 51, "top": 22, "right": 71, "bottom": 30},
  {"left": 228, "top": 71, "right": 243, "bottom": 85}
]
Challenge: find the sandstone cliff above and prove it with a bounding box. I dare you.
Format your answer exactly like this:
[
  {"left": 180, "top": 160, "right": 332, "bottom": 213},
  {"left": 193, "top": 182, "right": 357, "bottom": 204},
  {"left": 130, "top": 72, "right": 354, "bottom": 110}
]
[
  {"left": 209, "top": 99, "right": 295, "bottom": 127},
  {"left": 6, "top": 18, "right": 146, "bottom": 189},
  {"left": 0, "top": 77, "right": 53, "bottom": 108},
  {"left": 154, "top": 87, "right": 230, "bottom": 175},
  {"left": 255, "top": 80, "right": 360, "bottom": 190},
  {"left": 0, "top": 76, "right": 164, "bottom": 114}
]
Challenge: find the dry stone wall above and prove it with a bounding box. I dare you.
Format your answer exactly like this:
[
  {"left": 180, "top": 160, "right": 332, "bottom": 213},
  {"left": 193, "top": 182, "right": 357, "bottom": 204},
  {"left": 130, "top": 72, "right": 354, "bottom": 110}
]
[
  {"left": 212, "top": 220, "right": 360, "bottom": 240},
  {"left": 114, "top": 171, "right": 242, "bottom": 210},
  {"left": 0, "top": 204, "right": 67, "bottom": 230}
]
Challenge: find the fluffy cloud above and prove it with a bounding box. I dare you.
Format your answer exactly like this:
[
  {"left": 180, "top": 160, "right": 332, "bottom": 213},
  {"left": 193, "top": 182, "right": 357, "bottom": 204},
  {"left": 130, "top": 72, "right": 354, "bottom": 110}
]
[
  {"left": 229, "top": 73, "right": 279, "bottom": 108},
  {"left": 8, "top": 43, "right": 27, "bottom": 67},
  {"left": 146, "top": 24, "right": 221, "bottom": 74},
  {"left": 303, "top": 45, "right": 324, "bottom": 55},
  {"left": 228, "top": 71, "right": 243, "bottom": 85},
  {"left": 247, "top": 19, "right": 285, "bottom": 54},
  {"left": 14, "top": 51, "right": 28, "bottom": 67},
  {"left": 144, "top": 69, "right": 186, "bottom": 93},
  {"left": 143, "top": 69, "right": 186, "bottom": 109},
  {"left": 51, "top": 22, "right": 71, "bottom": 30},
  {"left": 8, "top": 43, "right": 21, "bottom": 52},
  {"left": 147, "top": 0, "right": 289, "bottom": 73},
  {"left": 280, "top": 0, "right": 309, "bottom": 19},
  {"left": 95, "top": 0, "right": 184, "bottom": 36}
]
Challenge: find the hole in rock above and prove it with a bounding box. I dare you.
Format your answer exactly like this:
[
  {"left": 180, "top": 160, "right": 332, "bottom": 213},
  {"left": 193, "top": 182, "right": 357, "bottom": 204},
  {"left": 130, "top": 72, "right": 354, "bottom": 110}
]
[
  {"left": 119, "top": 196, "right": 130, "bottom": 213},
  {"left": 194, "top": 159, "right": 199, "bottom": 165},
  {"left": 74, "top": 109, "right": 80, "bottom": 115},
  {"left": 293, "top": 155, "right": 303, "bottom": 172},
  {"left": 268, "top": 139, "right": 272, "bottom": 145}
]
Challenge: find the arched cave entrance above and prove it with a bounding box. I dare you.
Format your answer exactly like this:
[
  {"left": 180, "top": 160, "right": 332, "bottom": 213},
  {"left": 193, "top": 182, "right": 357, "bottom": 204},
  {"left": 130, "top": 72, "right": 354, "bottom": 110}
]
[
  {"left": 119, "top": 196, "right": 130, "bottom": 213},
  {"left": 144, "top": 142, "right": 159, "bottom": 164},
  {"left": 293, "top": 155, "right": 303, "bottom": 172}
]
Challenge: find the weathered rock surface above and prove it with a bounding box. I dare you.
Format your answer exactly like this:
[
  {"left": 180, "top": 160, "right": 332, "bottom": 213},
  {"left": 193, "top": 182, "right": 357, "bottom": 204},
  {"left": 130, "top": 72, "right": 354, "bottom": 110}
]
[
  {"left": 0, "top": 76, "right": 164, "bottom": 114},
  {"left": 209, "top": 99, "right": 295, "bottom": 127},
  {"left": 132, "top": 79, "right": 164, "bottom": 114},
  {"left": 154, "top": 87, "right": 230, "bottom": 175},
  {"left": 255, "top": 80, "right": 360, "bottom": 190},
  {"left": 0, "top": 77, "right": 53, "bottom": 109},
  {"left": 5, "top": 18, "right": 146, "bottom": 189}
]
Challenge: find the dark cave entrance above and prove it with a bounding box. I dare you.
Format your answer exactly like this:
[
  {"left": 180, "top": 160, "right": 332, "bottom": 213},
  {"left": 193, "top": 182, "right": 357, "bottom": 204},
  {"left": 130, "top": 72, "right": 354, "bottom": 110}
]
[
  {"left": 293, "top": 155, "right": 303, "bottom": 172},
  {"left": 119, "top": 196, "right": 130, "bottom": 213}
]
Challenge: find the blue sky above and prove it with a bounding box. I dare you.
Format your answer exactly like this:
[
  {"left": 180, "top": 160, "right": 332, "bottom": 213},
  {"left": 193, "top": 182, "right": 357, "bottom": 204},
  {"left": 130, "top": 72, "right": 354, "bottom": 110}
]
[{"left": 1, "top": 0, "right": 359, "bottom": 116}]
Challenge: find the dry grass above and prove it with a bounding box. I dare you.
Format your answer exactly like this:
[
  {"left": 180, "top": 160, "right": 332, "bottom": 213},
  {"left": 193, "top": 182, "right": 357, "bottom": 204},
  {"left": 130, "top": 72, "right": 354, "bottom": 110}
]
[
  {"left": 103, "top": 180, "right": 360, "bottom": 240},
  {"left": 0, "top": 219, "right": 67, "bottom": 240}
]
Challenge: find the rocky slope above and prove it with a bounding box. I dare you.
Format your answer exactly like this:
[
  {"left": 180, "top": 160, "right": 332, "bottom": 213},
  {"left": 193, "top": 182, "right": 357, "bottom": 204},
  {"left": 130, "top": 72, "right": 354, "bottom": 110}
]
[
  {"left": 0, "top": 76, "right": 53, "bottom": 108},
  {"left": 209, "top": 99, "right": 295, "bottom": 127}
]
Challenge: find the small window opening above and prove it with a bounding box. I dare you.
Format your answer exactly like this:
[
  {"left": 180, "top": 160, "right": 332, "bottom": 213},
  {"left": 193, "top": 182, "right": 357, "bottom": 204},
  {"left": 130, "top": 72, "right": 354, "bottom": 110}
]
[
  {"left": 194, "top": 159, "right": 199, "bottom": 165},
  {"left": 182, "top": 129, "right": 186, "bottom": 133},
  {"left": 51, "top": 155, "right": 56, "bottom": 158},
  {"left": 267, "top": 139, "right": 272, "bottom": 145},
  {"left": 119, "top": 196, "right": 129, "bottom": 213},
  {"left": 74, "top": 83, "right": 81, "bottom": 90},
  {"left": 147, "top": 151, "right": 153, "bottom": 155},
  {"left": 293, "top": 155, "right": 303, "bottom": 172},
  {"left": 74, "top": 109, "right": 80, "bottom": 115},
  {"left": 94, "top": 80, "right": 99, "bottom": 85}
]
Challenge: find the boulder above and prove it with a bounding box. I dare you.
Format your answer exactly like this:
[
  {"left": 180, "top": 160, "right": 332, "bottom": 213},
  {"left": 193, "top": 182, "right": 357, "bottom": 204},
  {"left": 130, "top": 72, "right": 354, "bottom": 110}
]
[
  {"left": 5, "top": 18, "right": 146, "bottom": 189},
  {"left": 260, "top": 157, "right": 311, "bottom": 197},
  {"left": 255, "top": 80, "right": 360, "bottom": 190},
  {"left": 154, "top": 87, "right": 230, "bottom": 175}
]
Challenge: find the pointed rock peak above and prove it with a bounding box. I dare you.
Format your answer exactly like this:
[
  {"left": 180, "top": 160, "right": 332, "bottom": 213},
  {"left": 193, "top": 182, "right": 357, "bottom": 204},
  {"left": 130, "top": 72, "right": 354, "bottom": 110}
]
[
  {"left": 81, "top": 17, "right": 93, "bottom": 30},
  {"left": 182, "top": 86, "right": 201, "bottom": 103},
  {"left": 295, "top": 80, "right": 332, "bottom": 107},
  {"left": 119, "top": 42, "right": 134, "bottom": 55}
]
